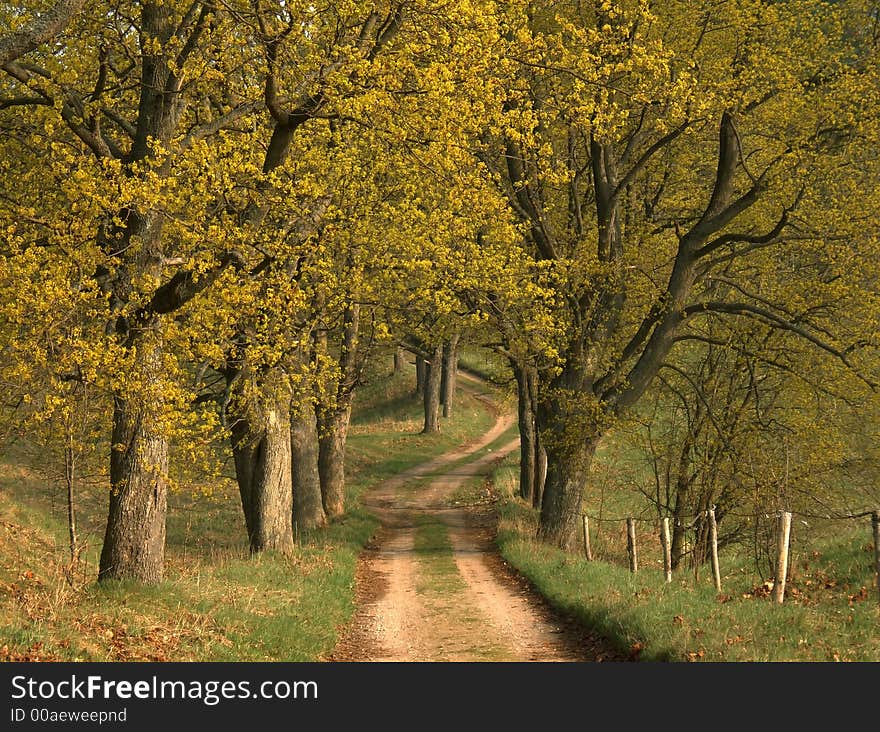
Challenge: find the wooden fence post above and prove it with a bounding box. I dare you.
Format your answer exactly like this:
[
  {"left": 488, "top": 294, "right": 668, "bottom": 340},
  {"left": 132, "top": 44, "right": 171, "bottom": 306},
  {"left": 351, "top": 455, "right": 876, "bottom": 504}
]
[
  {"left": 708, "top": 507, "right": 721, "bottom": 593},
  {"left": 872, "top": 511, "right": 880, "bottom": 608},
  {"left": 660, "top": 517, "right": 672, "bottom": 583},
  {"left": 582, "top": 515, "right": 593, "bottom": 561},
  {"left": 773, "top": 511, "right": 792, "bottom": 604},
  {"left": 626, "top": 518, "right": 638, "bottom": 574}
]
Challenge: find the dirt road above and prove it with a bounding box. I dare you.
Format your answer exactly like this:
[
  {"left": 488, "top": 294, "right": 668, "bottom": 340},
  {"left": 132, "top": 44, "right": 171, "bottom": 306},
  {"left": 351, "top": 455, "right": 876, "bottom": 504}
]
[{"left": 331, "top": 374, "right": 613, "bottom": 662}]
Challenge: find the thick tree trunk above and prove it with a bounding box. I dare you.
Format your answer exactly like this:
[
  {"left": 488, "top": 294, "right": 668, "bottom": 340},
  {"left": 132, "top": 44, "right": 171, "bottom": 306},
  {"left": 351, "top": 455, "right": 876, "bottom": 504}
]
[
  {"left": 318, "top": 406, "right": 351, "bottom": 519},
  {"left": 314, "top": 301, "right": 358, "bottom": 520},
  {"left": 514, "top": 363, "right": 536, "bottom": 504},
  {"left": 422, "top": 343, "right": 443, "bottom": 434},
  {"left": 440, "top": 334, "right": 459, "bottom": 418},
  {"left": 415, "top": 354, "right": 426, "bottom": 396},
  {"left": 97, "top": 8, "right": 191, "bottom": 583},
  {"left": 537, "top": 439, "right": 598, "bottom": 551},
  {"left": 535, "top": 356, "right": 600, "bottom": 550},
  {"left": 531, "top": 368, "right": 547, "bottom": 509},
  {"left": 292, "top": 404, "right": 327, "bottom": 532},
  {"left": 99, "top": 341, "right": 169, "bottom": 582},
  {"left": 228, "top": 378, "right": 295, "bottom": 556}
]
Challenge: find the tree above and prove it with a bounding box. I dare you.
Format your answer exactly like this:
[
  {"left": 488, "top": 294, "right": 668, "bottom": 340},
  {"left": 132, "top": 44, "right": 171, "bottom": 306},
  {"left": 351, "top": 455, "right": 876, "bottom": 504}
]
[
  {"left": 481, "top": 0, "right": 880, "bottom": 549},
  {"left": 1, "top": 1, "right": 267, "bottom": 580}
]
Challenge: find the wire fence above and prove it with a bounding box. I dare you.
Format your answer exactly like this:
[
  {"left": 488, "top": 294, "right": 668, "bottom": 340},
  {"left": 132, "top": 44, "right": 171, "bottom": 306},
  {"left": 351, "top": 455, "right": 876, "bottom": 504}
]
[{"left": 578, "top": 505, "right": 880, "bottom": 606}]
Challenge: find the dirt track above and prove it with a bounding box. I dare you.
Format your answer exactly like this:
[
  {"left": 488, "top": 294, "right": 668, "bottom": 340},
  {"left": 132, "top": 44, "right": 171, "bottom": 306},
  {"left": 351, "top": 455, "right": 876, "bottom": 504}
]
[{"left": 330, "top": 374, "right": 616, "bottom": 662}]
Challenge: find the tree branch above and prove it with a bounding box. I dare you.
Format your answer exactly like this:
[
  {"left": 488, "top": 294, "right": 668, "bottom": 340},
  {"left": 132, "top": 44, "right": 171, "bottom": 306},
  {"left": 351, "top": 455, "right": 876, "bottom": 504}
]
[
  {"left": 694, "top": 188, "right": 803, "bottom": 260},
  {"left": 148, "top": 250, "right": 246, "bottom": 315},
  {"left": 611, "top": 120, "right": 691, "bottom": 202},
  {"left": 682, "top": 301, "right": 875, "bottom": 387},
  {"left": 0, "top": 0, "right": 86, "bottom": 67}
]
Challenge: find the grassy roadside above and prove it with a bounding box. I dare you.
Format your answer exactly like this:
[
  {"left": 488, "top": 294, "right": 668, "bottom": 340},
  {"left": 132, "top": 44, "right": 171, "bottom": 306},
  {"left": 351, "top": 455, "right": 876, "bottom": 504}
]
[
  {"left": 491, "top": 456, "right": 880, "bottom": 661},
  {"left": 0, "top": 363, "right": 494, "bottom": 662},
  {"left": 457, "top": 345, "right": 512, "bottom": 387}
]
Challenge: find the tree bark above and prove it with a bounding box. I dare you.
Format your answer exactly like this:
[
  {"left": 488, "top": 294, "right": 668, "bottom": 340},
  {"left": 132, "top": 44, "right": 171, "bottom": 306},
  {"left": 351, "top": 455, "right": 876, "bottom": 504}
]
[
  {"left": 536, "top": 438, "right": 598, "bottom": 551},
  {"left": 0, "top": 0, "right": 86, "bottom": 67},
  {"left": 422, "top": 342, "right": 443, "bottom": 433},
  {"left": 99, "top": 342, "right": 168, "bottom": 582},
  {"left": 669, "top": 436, "right": 695, "bottom": 569},
  {"left": 64, "top": 439, "right": 78, "bottom": 565},
  {"left": 513, "top": 362, "right": 536, "bottom": 504},
  {"left": 535, "top": 358, "right": 599, "bottom": 550},
  {"left": 292, "top": 403, "right": 327, "bottom": 532},
  {"left": 96, "top": 6, "right": 194, "bottom": 584},
  {"left": 318, "top": 406, "right": 351, "bottom": 519},
  {"left": 394, "top": 346, "right": 406, "bottom": 374},
  {"left": 315, "top": 301, "right": 359, "bottom": 519},
  {"left": 440, "top": 334, "right": 459, "bottom": 418},
  {"left": 228, "top": 374, "right": 295, "bottom": 556},
  {"left": 528, "top": 366, "right": 546, "bottom": 508},
  {"left": 670, "top": 514, "right": 687, "bottom": 570},
  {"left": 415, "top": 354, "right": 426, "bottom": 397},
  {"left": 534, "top": 436, "right": 547, "bottom": 510}
]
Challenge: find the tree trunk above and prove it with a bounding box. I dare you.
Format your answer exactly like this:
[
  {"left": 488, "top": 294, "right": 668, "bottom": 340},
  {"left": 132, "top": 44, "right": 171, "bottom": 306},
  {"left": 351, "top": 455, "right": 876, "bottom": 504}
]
[
  {"left": 536, "top": 359, "right": 599, "bottom": 550},
  {"left": 394, "top": 346, "right": 406, "bottom": 374},
  {"left": 318, "top": 406, "right": 351, "bottom": 519},
  {"left": 440, "top": 334, "right": 459, "bottom": 418},
  {"left": 292, "top": 403, "right": 326, "bottom": 532},
  {"left": 99, "top": 342, "right": 169, "bottom": 583},
  {"left": 228, "top": 377, "right": 295, "bottom": 556},
  {"left": 415, "top": 354, "right": 426, "bottom": 396},
  {"left": 315, "top": 300, "right": 358, "bottom": 520},
  {"left": 537, "top": 438, "right": 598, "bottom": 551},
  {"left": 226, "top": 364, "right": 295, "bottom": 554},
  {"left": 670, "top": 502, "right": 688, "bottom": 570},
  {"left": 97, "top": 8, "right": 191, "bottom": 583},
  {"left": 422, "top": 342, "right": 443, "bottom": 434},
  {"left": 513, "top": 362, "right": 536, "bottom": 504},
  {"left": 513, "top": 360, "right": 547, "bottom": 509},
  {"left": 64, "top": 440, "right": 78, "bottom": 565},
  {"left": 669, "top": 437, "right": 694, "bottom": 569}
]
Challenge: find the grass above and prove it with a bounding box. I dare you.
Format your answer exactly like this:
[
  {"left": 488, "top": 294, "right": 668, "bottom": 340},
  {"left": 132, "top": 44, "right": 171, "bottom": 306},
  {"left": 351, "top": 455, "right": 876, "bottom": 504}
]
[
  {"left": 457, "top": 345, "right": 513, "bottom": 387},
  {"left": 413, "top": 519, "right": 467, "bottom": 595},
  {"left": 491, "top": 456, "right": 880, "bottom": 662},
  {"left": 410, "top": 516, "right": 511, "bottom": 660},
  {"left": 0, "top": 358, "right": 494, "bottom": 662}
]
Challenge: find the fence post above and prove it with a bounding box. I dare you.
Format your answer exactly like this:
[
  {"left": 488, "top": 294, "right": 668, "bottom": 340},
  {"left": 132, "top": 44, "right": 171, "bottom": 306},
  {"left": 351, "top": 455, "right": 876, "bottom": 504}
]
[
  {"left": 708, "top": 507, "right": 722, "bottom": 593},
  {"left": 660, "top": 517, "right": 672, "bottom": 583},
  {"left": 872, "top": 511, "right": 880, "bottom": 608},
  {"left": 582, "top": 515, "right": 593, "bottom": 561},
  {"left": 626, "top": 518, "right": 638, "bottom": 574},
  {"left": 773, "top": 511, "right": 792, "bottom": 604}
]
